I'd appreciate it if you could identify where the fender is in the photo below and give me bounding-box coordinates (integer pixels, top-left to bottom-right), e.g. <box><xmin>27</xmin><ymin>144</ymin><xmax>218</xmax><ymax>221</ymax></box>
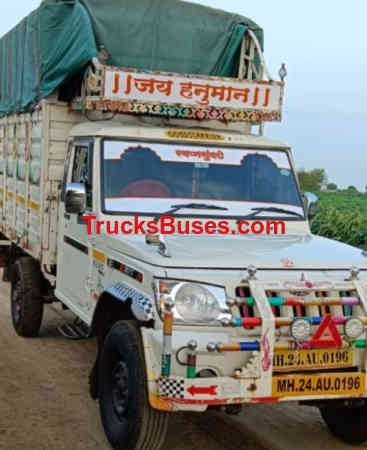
<box><xmin>104</xmin><ymin>282</ymin><xmax>154</xmax><ymax>322</ymax></box>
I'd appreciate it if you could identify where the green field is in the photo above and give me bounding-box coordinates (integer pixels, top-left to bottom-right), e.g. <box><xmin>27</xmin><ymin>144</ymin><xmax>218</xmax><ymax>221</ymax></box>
<box><xmin>311</xmin><ymin>190</ymin><xmax>367</xmax><ymax>250</ymax></box>
<box><xmin>317</xmin><ymin>190</ymin><xmax>367</xmax><ymax>218</ymax></box>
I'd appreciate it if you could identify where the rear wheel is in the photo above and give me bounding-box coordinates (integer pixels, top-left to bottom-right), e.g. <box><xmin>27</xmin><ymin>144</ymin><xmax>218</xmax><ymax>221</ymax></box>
<box><xmin>320</xmin><ymin>404</ymin><xmax>367</xmax><ymax>444</ymax></box>
<box><xmin>98</xmin><ymin>321</ymin><xmax>169</xmax><ymax>450</ymax></box>
<box><xmin>11</xmin><ymin>257</ymin><xmax>43</xmax><ymax>337</ymax></box>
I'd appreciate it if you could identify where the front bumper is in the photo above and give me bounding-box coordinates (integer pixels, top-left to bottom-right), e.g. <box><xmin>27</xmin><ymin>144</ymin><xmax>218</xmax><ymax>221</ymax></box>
<box><xmin>143</xmin><ymin>278</ymin><xmax>367</xmax><ymax>412</ymax></box>
<box><xmin>156</xmin><ymin>371</ymin><xmax>367</xmax><ymax>410</ymax></box>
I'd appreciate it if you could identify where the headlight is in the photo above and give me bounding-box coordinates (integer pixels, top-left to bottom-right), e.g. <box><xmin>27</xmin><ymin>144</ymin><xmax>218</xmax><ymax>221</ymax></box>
<box><xmin>291</xmin><ymin>318</ymin><xmax>311</xmax><ymax>342</ymax></box>
<box><xmin>155</xmin><ymin>279</ymin><xmax>230</xmax><ymax>325</ymax></box>
<box><xmin>172</xmin><ymin>283</ymin><xmax>220</xmax><ymax>323</ymax></box>
<box><xmin>345</xmin><ymin>318</ymin><xmax>364</xmax><ymax>340</ymax></box>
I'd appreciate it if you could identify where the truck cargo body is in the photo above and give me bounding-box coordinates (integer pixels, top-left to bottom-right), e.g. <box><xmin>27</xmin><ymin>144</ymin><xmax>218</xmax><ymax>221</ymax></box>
<box><xmin>0</xmin><ymin>100</ymin><xmax>81</xmax><ymax>266</ymax></box>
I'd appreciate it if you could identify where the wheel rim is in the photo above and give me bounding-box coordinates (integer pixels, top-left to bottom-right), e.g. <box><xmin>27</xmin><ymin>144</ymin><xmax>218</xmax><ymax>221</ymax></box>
<box><xmin>111</xmin><ymin>360</ymin><xmax>129</xmax><ymax>421</ymax></box>
<box><xmin>11</xmin><ymin>279</ymin><xmax>22</xmax><ymax>326</ymax></box>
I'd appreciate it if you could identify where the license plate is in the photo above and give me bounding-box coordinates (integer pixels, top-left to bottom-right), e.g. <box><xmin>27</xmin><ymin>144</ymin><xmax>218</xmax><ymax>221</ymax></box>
<box><xmin>272</xmin><ymin>373</ymin><xmax>365</xmax><ymax>397</ymax></box>
<box><xmin>273</xmin><ymin>348</ymin><xmax>354</xmax><ymax>372</ymax></box>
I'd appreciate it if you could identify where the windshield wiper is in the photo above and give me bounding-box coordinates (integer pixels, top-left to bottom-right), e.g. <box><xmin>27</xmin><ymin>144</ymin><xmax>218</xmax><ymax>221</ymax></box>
<box><xmin>154</xmin><ymin>203</ymin><xmax>228</xmax><ymax>222</ymax></box>
<box><xmin>237</xmin><ymin>206</ymin><xmax>304</xmax><ymax>222</ymax></box>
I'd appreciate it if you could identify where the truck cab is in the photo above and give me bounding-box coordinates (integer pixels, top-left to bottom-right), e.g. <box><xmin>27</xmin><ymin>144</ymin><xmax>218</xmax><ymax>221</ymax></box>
<box><xmin>55</xmin><ymin>118</ymin><xmax>307</xmax><ymax>323</ymax></box>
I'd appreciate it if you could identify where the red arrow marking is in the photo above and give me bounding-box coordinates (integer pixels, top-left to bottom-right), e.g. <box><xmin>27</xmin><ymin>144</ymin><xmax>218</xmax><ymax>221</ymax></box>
<box><xmin>187</xmin><ymin>385</ymin><xmax>218</xmax><ymax>397</ymax></box>
<box><xmin>310</xmin><ymin>313</ymin><xmax>342</xmax><ymax>348</ymax></box>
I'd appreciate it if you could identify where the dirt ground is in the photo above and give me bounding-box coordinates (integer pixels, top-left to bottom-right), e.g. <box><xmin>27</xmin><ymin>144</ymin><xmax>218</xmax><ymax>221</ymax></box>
<box><xmin>0</xmin><ymin>276</ymin><xmax>365</xmax><ymax>450</ymax></box>
<box><xmin>0</xmin><ymin>278</ymin><xmax>266</xmax><ymax>450</ymax></box>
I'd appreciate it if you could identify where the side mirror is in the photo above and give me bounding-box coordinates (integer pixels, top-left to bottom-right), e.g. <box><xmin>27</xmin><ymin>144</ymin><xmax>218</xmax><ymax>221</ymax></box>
<box><xmin>65</xmin><ymin>183</ymin><xmax>86</xmax><ymax>214</ymax></box>
<box><xmin>303</xmin><ymin>192</ymin><xmax>319</xmax><ymax>221</ymax></box>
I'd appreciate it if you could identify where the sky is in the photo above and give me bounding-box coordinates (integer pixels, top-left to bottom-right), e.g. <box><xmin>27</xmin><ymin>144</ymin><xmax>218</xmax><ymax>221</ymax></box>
<box><xmin>1</xmin><ymin>1</ymin><xmax>366</xmax><ymax>191</ymax></box>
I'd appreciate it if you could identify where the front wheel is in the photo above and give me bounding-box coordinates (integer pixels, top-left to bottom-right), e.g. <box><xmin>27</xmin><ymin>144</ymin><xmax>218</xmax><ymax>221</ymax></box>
<box><xmin>320</xmin><ymin>404</ymin><xmax>367</xmax><ymax>444</ymax></box>
<box><xmin>98</xmin><ymin>321</ymin><xmax>169</xmax><ymax>450</ymax></box>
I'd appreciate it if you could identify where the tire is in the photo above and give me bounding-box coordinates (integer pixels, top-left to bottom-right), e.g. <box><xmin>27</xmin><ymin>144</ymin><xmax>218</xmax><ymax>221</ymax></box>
<box><xmin>11</xmin><ymin>257</ymin><xmax>43</xmax><ymax>337</ymax></box>
<box><xmin>320</xmin><ymin>404</ymin><xmax>367</xmax><ymax>444</ymax></box>
<box><xmin>98</xmin><ymin>321</ymin><xmax>169</xmax><ymax>450</ymax></box>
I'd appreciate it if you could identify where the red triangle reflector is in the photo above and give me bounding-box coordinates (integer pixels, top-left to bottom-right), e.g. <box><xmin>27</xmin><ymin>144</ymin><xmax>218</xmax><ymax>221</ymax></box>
<box><xmin>310</xmin><ymin>314</ymin><xmax>342</xmax><ymax>348</ymax></box>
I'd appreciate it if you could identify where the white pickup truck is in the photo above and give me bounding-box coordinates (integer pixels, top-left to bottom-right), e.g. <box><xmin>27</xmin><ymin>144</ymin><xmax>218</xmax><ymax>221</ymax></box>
<box><xmin>1</xmin><ymin>36</ymin><xmax>367</xmax><ymax>450</ymax></box>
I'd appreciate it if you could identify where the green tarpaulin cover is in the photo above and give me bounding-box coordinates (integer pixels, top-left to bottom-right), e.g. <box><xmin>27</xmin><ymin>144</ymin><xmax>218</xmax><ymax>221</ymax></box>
<box><xmin>0</xmin><ymin>2</ymin><xmax>97</xmax><ymax>116</ymax></box>
<box><xmin>0</xmin><ymin>0</ymin><xmax>263</xmax><ymax>117</ymax></box>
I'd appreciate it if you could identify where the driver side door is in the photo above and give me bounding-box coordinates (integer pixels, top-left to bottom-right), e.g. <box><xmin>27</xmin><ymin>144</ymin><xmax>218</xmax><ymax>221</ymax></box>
<box><xmin>55</xmin><ymin>139</ymin><xmax>94</xmax><ymax>321</ymax></box>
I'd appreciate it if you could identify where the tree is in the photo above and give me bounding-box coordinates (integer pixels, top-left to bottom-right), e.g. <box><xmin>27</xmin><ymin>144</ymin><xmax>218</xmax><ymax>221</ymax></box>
<box><xmin>297</xmin><ymin>168</ymin><xmax>328</xmax><ymax>192</ymax></box>
<box><xmin>347</xmin><ymin>185</ymin><xmax>358</xmax><ymax>192</ymax></box>
<box><xmin>327</xmin><ymin>182</ymin><xmax>337</xmax><ymax>191</ymax></box>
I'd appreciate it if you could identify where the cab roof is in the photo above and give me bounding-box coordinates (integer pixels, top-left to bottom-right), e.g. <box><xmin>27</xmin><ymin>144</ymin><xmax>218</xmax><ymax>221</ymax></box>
<box><xmin>70</xmin><ymin>119</ymin><xmax>290</xmax><ymax>150</ymax></box>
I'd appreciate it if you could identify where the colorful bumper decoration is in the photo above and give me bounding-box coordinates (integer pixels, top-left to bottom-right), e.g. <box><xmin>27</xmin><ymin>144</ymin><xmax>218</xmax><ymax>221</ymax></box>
<box><xmin>215</xmin><ymin>342</ymin><xmax>260</xmax><ymax>352</ymax></box>
<box><xmin>236</xmin><ymin>296</ymin><xmax>360</xmax><ymax>308</ymax></box>
<box><xmin>161</xmin><ymin>297</ymin><xmax>174</xmax><ymax>377</ymax></box>
<box><xmin>158</xmin><ymin>377</ymin><xmax>185</xmax><ymax>400</ymax></box>
<box><xmin>226</xmin><ymin>315</ymin><xmax>367</xmax><ymax>329</ymax></box>
<box><xmin>156</xmin><ymin>283</ymin><xmax>366</xmax><ymax>409</ymax></box>
<box><xmin>186</xmin><ymin>340</ymin><xmax>198</xmax><ymax>379</ymax></box>
<box><xmin>158</xmin><ymin>376</ymin><xmax>221</xmax><ymax>403</ymax></box>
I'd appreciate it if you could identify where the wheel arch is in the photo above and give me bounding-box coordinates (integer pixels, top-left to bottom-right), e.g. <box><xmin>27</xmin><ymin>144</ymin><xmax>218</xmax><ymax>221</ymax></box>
<box><xmin>89</xmin><ymin>283</ymin><xmax>155</xmax><ymax>400</ymax></box>
<box><xmin>90</xmin><ymin>283</ymin><xmax>155</xmax><ymax>336</ymax></box>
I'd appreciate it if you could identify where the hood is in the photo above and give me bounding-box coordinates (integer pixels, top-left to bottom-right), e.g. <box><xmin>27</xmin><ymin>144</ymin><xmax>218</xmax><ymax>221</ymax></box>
<box><xmin>106</xmin><ymin>233</ymin><xmax>367</xmax><ymax>270</ymax></box>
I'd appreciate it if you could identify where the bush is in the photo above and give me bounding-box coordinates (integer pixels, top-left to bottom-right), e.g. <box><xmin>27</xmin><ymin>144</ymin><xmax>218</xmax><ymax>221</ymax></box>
<box><xmin>311</xmin><ymin>206</ymin><xmax>367</xmax><ymax>250</ymax></box>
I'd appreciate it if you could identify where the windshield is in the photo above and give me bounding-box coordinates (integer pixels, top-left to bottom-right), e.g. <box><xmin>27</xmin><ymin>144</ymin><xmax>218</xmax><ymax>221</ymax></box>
<box><xmin>102</xmin><ymin>140</ymin><xmax>304</xmax><ymax>218</ymax></box>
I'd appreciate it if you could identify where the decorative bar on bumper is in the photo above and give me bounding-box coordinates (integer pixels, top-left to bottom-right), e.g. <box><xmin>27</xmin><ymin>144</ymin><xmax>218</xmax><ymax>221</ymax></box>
<box><xmin>231</xmin><ymin>296</ymin><xmax>361</xmax><ymax>307</ymax></box>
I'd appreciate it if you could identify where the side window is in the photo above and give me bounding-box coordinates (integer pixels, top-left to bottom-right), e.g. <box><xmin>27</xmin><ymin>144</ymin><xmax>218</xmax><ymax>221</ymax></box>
<box><xmin>72</xmin><ymin>147</ymin><xmax>88</xmax><ymax>183</ymax></box>
<box><xmin>72</xmin><ymin>145</ymin><xmax>93</xmax><ymax>210</ymax></box>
